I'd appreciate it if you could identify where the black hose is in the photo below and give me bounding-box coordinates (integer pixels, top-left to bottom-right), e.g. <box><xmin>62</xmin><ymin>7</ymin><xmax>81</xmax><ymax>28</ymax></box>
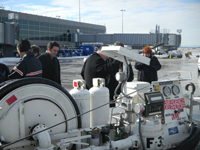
<box><xmin>167</xmin><ymin>122</ymin><xmax>200</xmax><ymax>150</ymax></box>
<box><xmin>139</xmin><ymin>118</ymin><xmax>145</xmax><ymax>150</ymax></box>
<box><xmin>184</xmin><ymin>122</ymin><xmax>195</xmax><ymax>141</ymax></box>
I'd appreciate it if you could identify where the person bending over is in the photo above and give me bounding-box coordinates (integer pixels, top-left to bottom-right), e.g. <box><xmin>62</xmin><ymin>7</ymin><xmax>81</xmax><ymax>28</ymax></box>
<box><xmin>81</xmin><ymin>42</ymin><xmax>133</xmax><ymax>107</ymax></box>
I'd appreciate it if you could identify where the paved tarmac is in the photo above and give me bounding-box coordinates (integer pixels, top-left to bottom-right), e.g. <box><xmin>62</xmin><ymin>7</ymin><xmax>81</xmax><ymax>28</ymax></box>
<box><xmin>60</xmin><ymin>50</ymin><xmax>200</xmax><ymax>92</ymax></box>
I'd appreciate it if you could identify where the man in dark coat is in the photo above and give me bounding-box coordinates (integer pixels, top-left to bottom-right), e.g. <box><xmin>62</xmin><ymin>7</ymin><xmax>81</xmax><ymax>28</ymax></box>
<box><xmin>81</xmin><ymin>45</ymin><xmax>120</xmax><ymax>89</ymax></box>
<box><xmin>9</xmin><ymin>39</ymin><xmax>42</xmax><ymax>79</ymax></box>
<box><xmin>81</xmin><ymin>45</ymin><xmax>120</xmax><ymax>107</ymax></box>
<box><xmin>135</xmin><ymin>45</ymin><xmax>161</xmax><ymax>83</ymax></box>
<box><xmin>81</xmin><ymin>43</ymin><xmax>134</xmax><ymax>107</ymax></box>
<box><xmin>38</xmin><ymin>41</ymin><xmax>61</xmax><ymax>84</ymax></box>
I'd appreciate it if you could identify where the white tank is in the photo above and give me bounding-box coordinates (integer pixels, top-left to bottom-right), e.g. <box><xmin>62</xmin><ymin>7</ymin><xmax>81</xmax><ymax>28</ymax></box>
<box><xmin>89</xmin><ymin>78</ymin><xmax>109</xmax><ymax>127</ymax></box>
<box><xmin>134</xmin><ymin>117</ymin><xmax>163</xmax><ymax>150</ymax></box>
<box><xmin>69</xmin><ymin>79</ymin><xmax>90</xmax><ymax>128</ymax></box>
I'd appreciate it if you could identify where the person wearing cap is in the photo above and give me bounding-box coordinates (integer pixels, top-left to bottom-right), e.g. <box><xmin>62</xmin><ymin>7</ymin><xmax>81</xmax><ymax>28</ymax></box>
<box><xmin>8</xmin><ymin>39</ymin><xmax>42</xmax><ymax>79</ymax></box>
<box><xmin>38</xmin><ymin>41</ymin><xmax>61</xmax><ymax>85</ymax></box>
<box><xmin>135</xmin><ymin>45</ymin><xmax>161</xmax><ymax>83</ymax></box>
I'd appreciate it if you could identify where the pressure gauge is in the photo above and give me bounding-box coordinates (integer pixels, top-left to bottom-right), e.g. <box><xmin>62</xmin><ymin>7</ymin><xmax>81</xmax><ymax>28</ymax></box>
<box><xmin>163</xmin><ymin>86</ymin><xmax>171</xmax><ymax>96</ymax></box>
<box><xmin>134</xmin><ymin>104</ymin><xmax>145</xmax><ymax>114</ymax></box>
<box><xmin>172</xmin><ymin>85</ymin><xmax>180</xmax><ymax>95</ymax></box>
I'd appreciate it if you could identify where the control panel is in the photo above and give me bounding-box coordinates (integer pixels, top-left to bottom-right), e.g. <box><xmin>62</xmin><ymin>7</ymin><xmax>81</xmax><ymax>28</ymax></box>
<box><xmin>152</xmin><ymin>80</ymin><xmax>188</xmax><ymax>124</ymax></box>
<box><xmin>142</xmin><ymin>91</ymin><xmax>165</xmax><ymax>117</ymax></box>
<box><xmin>132</xmin><ymin>91</ymin><xmax>165</xmax><ymax>117</ymax></box>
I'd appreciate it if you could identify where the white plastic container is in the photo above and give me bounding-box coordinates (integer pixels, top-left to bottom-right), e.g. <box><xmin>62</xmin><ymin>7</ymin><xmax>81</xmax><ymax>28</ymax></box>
<box><xmin>70</xmin><ymin>80</ymin><xmax>90</xmax><ymax>128</ymax></box>
<box><xmin>91</xmin><ymin>135</ymin><xmax>99</xmax><ymax>146</ymax></box>
<box><xmin>89</xmin><ymin>78</ymin><xmax>109</xmax><ymax>127</ymax></box>
<box><xmin>126</xmin><ymin>81</ymin><xmax>150</xmax><ymax>97</ymax></box>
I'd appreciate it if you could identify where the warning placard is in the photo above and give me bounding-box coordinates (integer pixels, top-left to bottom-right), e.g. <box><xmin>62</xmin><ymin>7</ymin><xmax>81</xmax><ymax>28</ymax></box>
<box><xmin>164</xmin><ymin>98</ymin><xmax>186</xmax><ymax>110</ymax></box>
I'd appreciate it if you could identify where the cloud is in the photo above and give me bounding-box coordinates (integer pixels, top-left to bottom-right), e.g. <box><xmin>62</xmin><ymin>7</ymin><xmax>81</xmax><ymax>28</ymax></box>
<box><xmin>1</xmin><ymin>0</ymin><xmax>200</xmax><ymax>46</ymax></box>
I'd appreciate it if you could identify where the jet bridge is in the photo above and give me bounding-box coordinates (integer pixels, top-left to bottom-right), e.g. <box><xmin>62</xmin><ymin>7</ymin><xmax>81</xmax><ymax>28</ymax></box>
<box><xmin>80</xmin><ymin>33</ymin><xmax>181</xmax><ymax>50</ymax></box>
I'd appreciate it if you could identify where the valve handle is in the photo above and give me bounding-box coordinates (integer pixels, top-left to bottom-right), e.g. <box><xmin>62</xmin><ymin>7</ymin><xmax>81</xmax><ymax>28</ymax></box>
<box><xmin>185</xmin><ymin>82</ymin><xmax>195</xmax><ymax>95</ymax></box>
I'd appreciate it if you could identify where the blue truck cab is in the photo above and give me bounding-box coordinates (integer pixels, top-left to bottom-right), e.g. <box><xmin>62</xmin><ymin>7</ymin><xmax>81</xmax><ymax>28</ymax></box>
<box><xmin>78</xmin><ymin>46</ymin><xmax>94</xmax><ymax>56</ymax></box>
<box><xmin>57</xmin><ymin>49</ymin><xmax>67</xmax><ymax>57</ymax></box>
<box><xmin>75</xmin><ymin>49</ymin><xmax>83</xmax><ymax>56</ymax></box>
<box><xmin>13</xmin><ymin>50</ymin><xmax>20</xmax><ymax>57</ymax></box>
<box><xmin>70</xmin><ymin>49</ymin><xmax>77</xmax><ymax>56</ymax></box>
<box><xmin>64</xmin><ymin>50</ymin><xmax>71</xmax><ymax>57</ymax></box>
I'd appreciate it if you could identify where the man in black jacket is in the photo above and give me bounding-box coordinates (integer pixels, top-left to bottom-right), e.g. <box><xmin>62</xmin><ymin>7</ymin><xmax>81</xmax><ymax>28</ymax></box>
<box><xmin>81</xmin><ymin>43</ymin><xmax>134</xmax><ymax>107</ymax></box>
<box><xmin>81</xmin><ymin>45</ymin><xmax>119</xmax><ymax>88</ymax></box>
<box><xmin>9</xmin><ymin>39</ymin><xmax>42</xmax><ymax>79</ymax></box>
<box><xmin>135</xmin><ymin>45</ymin><xmax>161</xmax><ymax>83</ymax></box>
<box><xmin>81</xmin><ymin>45</ymin><xmax>120</xmax><ymax>107</ymax></box>
<box><xmin>38</xmin><ymin>41</ymin><xmax>61</xmax><ymax>85</ymax></box>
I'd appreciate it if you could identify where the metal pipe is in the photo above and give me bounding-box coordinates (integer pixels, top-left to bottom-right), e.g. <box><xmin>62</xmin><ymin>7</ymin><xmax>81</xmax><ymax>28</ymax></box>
<box><xmin>185</xmin><ymin>83</ymin><xmax>195</xmax><ymax>122</ymax></box>
<box><xmin>189</xmin><ymin>91</ymin><xmax>193</xmax><ymax>122</ymax></box>
<box><xmin>120</xmin><ymin>9</ymin><xmax>126</xmax><ymax>33</ymax></box>
<box><xmin>79</xmin><ymin>0</ymin><xmax>81</xmax><ymax>22</ymax></box>
<box><xmin>36</xmin><ymin>131</ymin><xmax>52</xmax><ymax>148</ymax></box>
<box><xmin>32</xmin><ymin>124</ymin><xmax>54</xmax><ymax>149</ymax></box>
<box><xmin>80</xmin><ymin>135</ymin><xmax>140</xmax><ymax>150</ymax></box>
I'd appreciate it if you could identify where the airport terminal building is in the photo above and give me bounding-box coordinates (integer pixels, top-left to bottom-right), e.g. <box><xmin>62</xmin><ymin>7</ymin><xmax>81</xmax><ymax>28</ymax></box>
<box><xmin>0</xmin><ymin>9</ymin><xmax>181</xmax><ymax>57</ymax></box>
<box><xmin>0</xmin><ymin>9</ymin><xmax>106</xmax><ymax>55</ymax></box>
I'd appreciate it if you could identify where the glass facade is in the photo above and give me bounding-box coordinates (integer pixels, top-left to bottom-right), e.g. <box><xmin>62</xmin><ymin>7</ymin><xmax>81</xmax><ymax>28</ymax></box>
<box><xmin>1</xmin><ymin>16</ymin><xmax>105</xmax><ymax>42</ymax></box>
<box><xmin>18</xmin><ymin>19</ymin><xmax>72</xmax><ymax>41</ymax></box>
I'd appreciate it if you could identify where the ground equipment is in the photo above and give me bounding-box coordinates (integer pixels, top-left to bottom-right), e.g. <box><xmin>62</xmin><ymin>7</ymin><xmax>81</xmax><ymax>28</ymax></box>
<box><xmin>0</xmin><ymin>46</ymin><xmax>200</xmax><ymax>150</ymax></box>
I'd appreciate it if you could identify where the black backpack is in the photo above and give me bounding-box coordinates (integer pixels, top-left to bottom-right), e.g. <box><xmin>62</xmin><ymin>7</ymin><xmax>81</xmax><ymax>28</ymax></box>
<box><xmin>0</xmin><ymin>63</ymin><xmax>10</xmax><ymax>83</ymax></box>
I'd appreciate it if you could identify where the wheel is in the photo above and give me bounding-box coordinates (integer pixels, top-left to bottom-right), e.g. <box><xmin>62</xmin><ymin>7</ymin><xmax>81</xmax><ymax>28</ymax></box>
<box><xmin>0</xmin><ymin>77</ymin><xmax>81</xmax><ymax>144</ymax></box>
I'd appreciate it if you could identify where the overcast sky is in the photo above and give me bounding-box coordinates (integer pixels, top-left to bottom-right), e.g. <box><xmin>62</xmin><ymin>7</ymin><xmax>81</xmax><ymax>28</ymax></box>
<box><xmin>1</xmin><ymin>0</ymin><xmax>200</xmax><ymax>47</ymax></box>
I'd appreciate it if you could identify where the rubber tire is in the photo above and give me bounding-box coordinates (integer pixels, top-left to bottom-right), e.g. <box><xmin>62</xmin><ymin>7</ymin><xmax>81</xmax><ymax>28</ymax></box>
<box><xmin>0</xmin><ymin>77</ymin><xmax>82</xmax><ymax>129</ymax></box>
<box><xmin>167</xmin><ymin>125</ymin><xmax>200</xmax><ymax>150</ymax></box>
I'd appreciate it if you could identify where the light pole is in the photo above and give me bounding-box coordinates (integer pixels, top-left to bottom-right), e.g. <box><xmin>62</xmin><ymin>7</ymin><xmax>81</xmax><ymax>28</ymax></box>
<box><xmin>120</xmin><ymin>9</ymin><xmax>125</xmax><ymax>33</ymax></box>
<box><xmin>79</xmin><ymin>0</ymin><xmax>81</xmax><ymax>22</ymax></box>
<box><xmin>77</xmin><ymin>29</ymin><xmax>80</xmax><ymax>46</ymax></box>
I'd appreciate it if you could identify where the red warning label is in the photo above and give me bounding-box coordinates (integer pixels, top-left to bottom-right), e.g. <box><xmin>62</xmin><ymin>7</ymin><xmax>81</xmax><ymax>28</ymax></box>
<box><xmin>6</xmin><ymin>95</ymin><xmax>17</xmax><ymax>105</ymax></box>
<box><xmin>172</xmin><ymin>113</ymin><xmax>179</xmax><ymax>120</ymax></box>
<box><xmin>164</xmin><ymin>98</ymin><xmax>186</xmax><ymax>110</ymax></box>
